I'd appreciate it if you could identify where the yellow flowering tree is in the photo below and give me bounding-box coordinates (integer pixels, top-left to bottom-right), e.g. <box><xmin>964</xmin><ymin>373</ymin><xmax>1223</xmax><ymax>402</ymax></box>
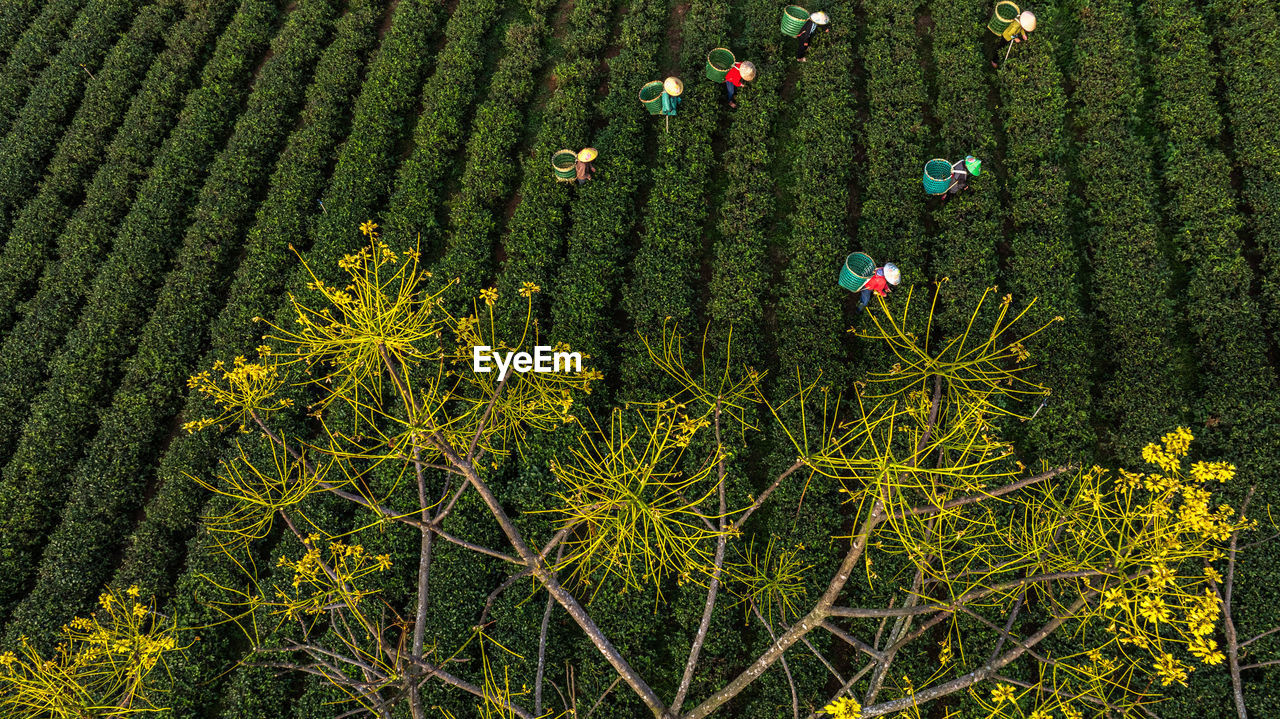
<box><xmin>0</xmin><ymin>586</ymin><xmax>185</xmax><ymax>717</ymax></box>
<box><xmin>179</xmin><ymin>228</ymin><xmax>1257</xmax><ymax>719</ymax></box>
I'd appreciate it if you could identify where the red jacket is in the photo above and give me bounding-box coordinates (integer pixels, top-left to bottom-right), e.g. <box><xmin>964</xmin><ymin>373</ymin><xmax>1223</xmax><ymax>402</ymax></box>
<box><xmin>725</xmin><ymin>63</ymin><xmax>744</xmax><ymax>87</ymax></box>
<box><xmin>864</xmin><ymin>274</ymin><xmax>889</xmax><ymax>297</ymax></box>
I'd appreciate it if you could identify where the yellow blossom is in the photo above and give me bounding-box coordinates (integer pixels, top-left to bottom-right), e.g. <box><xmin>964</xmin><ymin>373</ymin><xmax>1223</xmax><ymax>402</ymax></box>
<box><xmin>991</xmin><ymin>684</ymin><xmax>1016</xmax><ymax>703</ymax></box>
<box><xmin>821</xmin><ymin>696</ymin><xmax>862</xmax><ymax>719</ymax></box>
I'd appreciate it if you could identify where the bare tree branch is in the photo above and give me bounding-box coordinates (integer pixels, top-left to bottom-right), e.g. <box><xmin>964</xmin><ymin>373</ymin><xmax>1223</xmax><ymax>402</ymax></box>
<box><xmin>672</xmin><ymin>398</ymin><xmax>730</xmax><ymax>715</ymax></box>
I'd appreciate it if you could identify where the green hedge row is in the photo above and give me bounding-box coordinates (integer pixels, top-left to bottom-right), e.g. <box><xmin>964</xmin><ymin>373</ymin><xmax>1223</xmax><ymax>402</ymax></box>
<box><xmin>617</xmin><ymin>0</ymin><xmax>728</xmax><ymax>395</ymax></box>
<box><xmin>1</xmin><ymin>0</ymin><xmax>341</xmax><ymax>644</ymax></box>
<box><xmin>546</xmin><ymin>0</ymin><xmax>663</xmax><ymax>371</ymax></box>
<box><xmin>857</xmin><ymin>0</ymin><xmax>926</xmax><ymax>280</ymax></box>
<box><xmin>430</xmin><ymin>1</ymin><xmax>553</xmax><ymax>298</ymax></box>
<box><xmin>143</xmin><ymin>0</ymin><xmax>449</xmax><ymax>711</ymax></box>
<box><xmin>1068</xmin><ymin>0</ymin><xmax>1184</xmax><ymax>462</ymax></box>
<box><xmin>1144</xmin><ymin>0</ymin><xmax>1280</xmax><ymax>709</ymax></box>
<box><xmin>1143</xmin><ymin>0</ymin><xmax>1279</xmax><ymax>470</ymax></box>
<box><xmin>110</xmin><ymin>0</ymin><xmax>384</xmax><ymax>604</ymax></box>
<box><xmin>753</xmin><ymin>3</ymin><xmax>856</xmax><ymax>714</ymax></box>
<box><xmin>305</xmin><ymin>0</ymin><xmax>445</xmax><ymax>281</ymax></box>
<box><xmin>0</xmin><ymin>0</ymin><xmax>44</xmax><ymax>68</ymax></box>
<box><xmin>773</xmin><ymin>10</ymin><xmax>855</xmax><ymax>384</ymax></box>
<box><xmin>493</xmin><ymin>0</ymin><xmax>619</xmax><ymax>328</ymax></box>
<box><xmin>927</xmin><ymin>0</ymin><xmax>1001</xmax><ymax>335</ymax></box>
<box><xmin>380</xmin><ymin>0</ymin><xmax>506</xmax><ymax>252</ymax></box>
<box><xmin>0</xmin><ymin>0</ymin><xmax>240</xmax><ymax>445</ymax></box>
<box><xmin>0</xmin><ymin>0</ymin><xmax>159</xmax><ymax>245</ymax></box>
<box><xmin>997</xmin><ymin>5</ymin><xmax>1095</xmax><ymax>462</ymax></box>
<box><xmin>703</xmin><ymin>0</ymin><xmax>782</xmax><ymax>366</ymax></box>
<box><xmin>0</xmin><ymin>0</ymin><xmax>90</xmax><ymax>138</ymax></box>
<box><xmin>0</xmin><ymin>0</ymin><xmax>179</xmax><ymax>331</ymax></box>
<box><xmin>1208</xmin><ymin>0</ymin><xmax>1280</xmax><ymax>351</ymax></box>
<box><xmin>0</xmin><ymin>0</ymin><xmax>284</xmax><ymax>627</ymax></box>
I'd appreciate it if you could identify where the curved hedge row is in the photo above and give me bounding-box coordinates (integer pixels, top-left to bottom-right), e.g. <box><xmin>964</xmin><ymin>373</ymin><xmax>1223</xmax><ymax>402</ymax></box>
<box><xmin>144</xmin><ymin>0</ymin><xmax>451</xmax><ymax>712</ymax></box>
<box><xmin>429</xmin><ymin>7</ymin><xmax>551</xmax><ymax>298</ymax></box>
<box><xmin>0</xmin><ymin>0</ymin><xmax>178</xmax><ymax>330</ymax></box>
<box><xmin>1068</xmin><ymin>0</ymin><xmax>1183</xmax><ymax>461</ymax></box>
<box><xmin>0</xmin><ymin>0</ymin><xmax>241</xmax><ymax>440</ymax></box>
<box><xmin>0</xmin><ymin>0</ymin><xmax>90</xmax><ymax>138</ymax></box>
<box><xmin>110</xmin><ymin>0</ymin><xmax>384</xmax><ymax>603</ymax></box>
<box><xmin>0</xmin><ymin>0</ymin><xmax>341</xmax><ymax>643</ymax></box>
<box><xmin>380</xmin><ymin>0</ymin><xmax>504</xmax><ymax>252</ymax></box>
<box><xmin>0</xmin><ymin>0</ymin><xmax>158</xmax><ymax>245</ymax></box>
<box><xmin>997</xmin><ymin>5</ymin><xmax>1095</xmax><ymax>462</ymax></box>
<box><xmin>493</xmin><ymin>0</ymin><xmax>619</xmax><ymax>328</ymax></box>
<box><xmin>0</xmin><ymin>0</ymin><xmax>284</xmax><ymax>626</ymax></box>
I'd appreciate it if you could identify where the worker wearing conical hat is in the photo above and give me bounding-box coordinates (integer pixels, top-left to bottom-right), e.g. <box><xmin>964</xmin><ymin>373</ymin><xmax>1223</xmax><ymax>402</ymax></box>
<box><xmin>796</xmin><ymin>11</ymin><xmax>830</xmax><ymax>62</ymax></box>
<box><xmin>661</xmin><ymin>76</ymin><xmax>682</xmax><ymax>116</ymax></box>
<box><xmin>858</xmin><ymin>263</ymin><xmax>901</xmax><ymax>312</ymax></box>
<box><xmin>992</xmin><ymin>9</ymin><xmax>1035</xmax><ymax>68</ymax></box>
<box><xmin>575</xmin><ymin>147</ymin><xmax>597</xmax><ymax>185</ymax></box>
<box><xmin>723</xmin><ymin>60</ymin><xmax>755</xmax><ymax>109</ymax></box>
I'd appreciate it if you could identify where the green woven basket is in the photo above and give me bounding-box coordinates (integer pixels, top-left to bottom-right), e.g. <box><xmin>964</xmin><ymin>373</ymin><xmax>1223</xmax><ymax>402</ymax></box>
<box><xmin>706</xmin><ymin>48</ymin><xmax>735</xmax><ymax>82</ymax></box>
<box><xmin>552</xmin><ymin>149</ymin><xmax>578</xmax><ymax>181</ymax></box>
<box><xmin>781</xmin><ymin>5</ymin><xmax>809</xmax><ymax>36</ymax></box>
<box><xmin>987</xmin><ymin>1</ymin><xmax>1020</xmax><ymax>35</ymax></box>
<box><xmin>639</xmin><ymin>80</ymin><xmax>664</xmax><ymax>114</ymax></box>
<box><xmin>838</xmin><ymin>252</ymin><xmax>876</xmax><ymax>292</ymax></box>
<box><xmin>923</xmin><ymin>158</ymin><xmax>953</xmax><ymax>195</ymax></box>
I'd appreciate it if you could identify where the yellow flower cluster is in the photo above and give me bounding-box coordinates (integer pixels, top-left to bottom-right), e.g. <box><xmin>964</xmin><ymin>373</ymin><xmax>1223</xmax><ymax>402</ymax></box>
<box><xmin>1</xmin><ymin>585</ymin><xmax>184</xmax><ymax>715</ymax></box>
<box><xmin>821</xmin><ymin>696</ymin><xmax>862</xmax><ymax>719</ymax></box>
<box><xmin>1154</xmin><ymin>652</ymin><xmax>1189</xmax><ymax>686</ymax></box>
<box><xmin>184</xmin><ymin>353</ymin><xmax>291</xmax><ymax>433</ymax></box>
<box><xmin>274</xmin><ymin>540</ymin><xmax>392</xmax><ymax>619</ymax></box>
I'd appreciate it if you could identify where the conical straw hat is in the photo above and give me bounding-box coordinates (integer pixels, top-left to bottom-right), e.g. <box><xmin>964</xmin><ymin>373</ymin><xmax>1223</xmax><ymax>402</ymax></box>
<box><xmin>1019</xmin><ymin>10</ymin><xmax>1036</xmax><ymax>30</ymax></box>
<box><xmin>810</xmin><ymin>11</ymin><xmax>830</xmax><ymax>24</ymax></box>
<box><xmin>663</xmin><ymin>76</ymin><xmax>683</xmax><ymax>96</ymax></box>
<box><xmin>577</xmin><ymin>147</ymin><xmax>598</xmax><ymax>162</ymax></box>
<box><xmin>738</xmin><ymin>61</ymin><xmax>756</xmax><ymax>81</ymax></box>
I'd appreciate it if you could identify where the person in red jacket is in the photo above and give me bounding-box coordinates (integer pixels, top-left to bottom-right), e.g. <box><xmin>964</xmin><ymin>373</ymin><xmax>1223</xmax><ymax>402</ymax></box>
<box><xmin>723</xmin><ymin>60</ymin><xmax>756</xmax><ymax>108</ymax></box>
<box><xmin>857</xmin><ymin>263</ymin><xmax>901</xmax><ymax>311</ymax></box>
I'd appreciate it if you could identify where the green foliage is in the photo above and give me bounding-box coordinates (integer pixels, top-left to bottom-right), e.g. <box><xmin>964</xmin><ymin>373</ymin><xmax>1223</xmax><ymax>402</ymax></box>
<box><xmin>0</xmin><ymin>0</ymin><xmax>187</xmax><ymax>333</ymax></box>
<box><xmin>549</xmin><ymin>0</ymin><xmax>663</xmax><ymax>372</ymax></box>
<box><xmin>927</xmin><ymin>0</ymin><xmax>1001</xmax><ymax>335</ymax></box>
<box><xmin>0</xmin><ymin>0</ymin><xmax>242</xmax><ymax>453</ymax></box>
<box><xmin>1</xmin><ymin>0</ymin><xmax>342</xmax><ymax>644</ymax></box>
<box><xmin>0</xmin><ymin>0</ymin><xmax>284</xmax><ymax>626</ymax></box>
<box><xmin>380</xmin><ymin>0</ymin><xmax>505</xmax><ymax>251</ymax></box>
<box><xmin>1067</xmin><ymin>0</ymin><xmax>1184</xmax><ymax>461</ymax></box>
<box><xmin>0</xmin><ymin>0</ymin><xmax>160</xmax><ymax>248</ymax></box>
<box><xmin>998</xmin><ymin>5</ymin><xmax>1094</xmax><ymax>462</ymax></box>
<box><xmin>0</xmin><ymin>0</ymin><xmax>88</xmax><ymax>138</ymax></box>
<box><xmin>859</xmin><ymin>0</ymin><xmax>926</xmax><ymax>276</ymax></box>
